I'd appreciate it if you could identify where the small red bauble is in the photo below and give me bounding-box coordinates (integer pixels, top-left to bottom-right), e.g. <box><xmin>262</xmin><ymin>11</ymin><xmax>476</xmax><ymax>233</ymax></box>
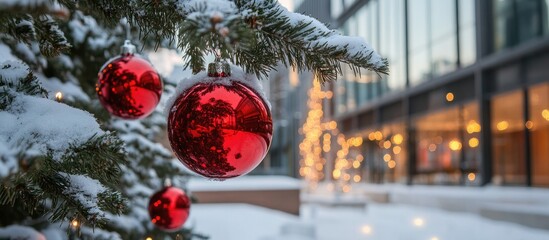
<box><xmin>148</xmin><ymin>186</ymin><xmax>190</xmax><ymax>231</ymax></box>
<box><xmin>96</xmin><ymin>41</ymin><xmax>162</xmax><ymax>119</ymax></box>
<box><xmin>167</xmin><ymin>61</ymin><xmax>273</xmax><ymax>180</ymax></box>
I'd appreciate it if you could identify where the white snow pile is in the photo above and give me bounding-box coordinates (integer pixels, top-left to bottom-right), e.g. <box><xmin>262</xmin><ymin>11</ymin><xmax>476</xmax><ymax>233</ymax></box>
<box><xmin>61</xmin><ymin>173</ymin><xmax>108</xmax><ymax>216</ymax></box>
<box><xmin>0</xmin><ymin>61</ymin><xmax>104</xmax><ymax>163</ymax></box>
<box><xmin>0</xmin><ymin>60</ymin><xmax>30</xmax><ymax>84</ymax></box>
<box><xmin>165</xmin><ymin>64</ymin><xmax>270</xmax><ymax>115</ymax></box>
<box><xmin>0</xmin><ymin>225</ymin><xmax>46</xmax><ymax>240</ymax></box>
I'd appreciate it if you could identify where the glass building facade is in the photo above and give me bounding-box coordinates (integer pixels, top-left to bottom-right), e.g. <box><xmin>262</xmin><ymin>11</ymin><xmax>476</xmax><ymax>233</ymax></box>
<box><xmin>301</xmin><ymin>0</ymin><xmax>549</xmax><ymax>187</ymax></box>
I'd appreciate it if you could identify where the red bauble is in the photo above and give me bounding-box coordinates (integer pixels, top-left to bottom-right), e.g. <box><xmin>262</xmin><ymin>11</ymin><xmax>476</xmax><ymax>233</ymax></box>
<box><xmin>96</xmin><ymin>43</ymin><xmax>162</xmax><ymax>119</ymax></box>
<box><xmin>148</xmin><ymin>186</ymin><xmax>190</xmax><ymax>231</ymax></box>
<box><xmin>167</xmin><ymin>63</ymin><xmax>272</xmax><ymax>180</ymax></box>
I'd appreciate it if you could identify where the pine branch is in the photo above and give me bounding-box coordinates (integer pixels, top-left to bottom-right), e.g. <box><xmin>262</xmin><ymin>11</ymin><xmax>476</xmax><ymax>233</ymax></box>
<box><xmin>1</xmin><ymin>0</ymin><xmax>387</xmax><ymax>82</ymax></box>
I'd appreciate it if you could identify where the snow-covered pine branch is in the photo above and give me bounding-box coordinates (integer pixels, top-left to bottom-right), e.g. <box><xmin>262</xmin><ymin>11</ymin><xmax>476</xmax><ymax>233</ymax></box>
<box><xmin>2</xmin><ymin>0</ymin><xmax>387</xmax><ymax>83</ymax></box>
<box><xmin>0</xmin><ymin>61</ymin><xmax>127</xmax><ymax>228</ymax></box>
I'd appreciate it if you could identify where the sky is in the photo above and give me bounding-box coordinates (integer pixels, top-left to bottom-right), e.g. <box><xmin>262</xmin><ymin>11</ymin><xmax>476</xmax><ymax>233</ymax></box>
<box><xmin>278</xmin><ymin>0</ymin><xmax>294</xmax><ymax>11</ymax></box>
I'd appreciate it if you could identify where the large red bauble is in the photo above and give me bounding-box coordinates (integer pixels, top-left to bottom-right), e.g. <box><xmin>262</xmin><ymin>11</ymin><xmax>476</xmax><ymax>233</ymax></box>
<box><xmin>168</xmin><ymin>81</ymin><xmax>273</xmax><ymax>180</ymax></box>
<box><xmin>148</xmin><ymin>186</ymin><xmax>190</xmax><ymax>231</ymax></box>
<box><xmin>96</xmin><ymin>54</ymin><xmax>162</xmax><ymax>119</ymax></box>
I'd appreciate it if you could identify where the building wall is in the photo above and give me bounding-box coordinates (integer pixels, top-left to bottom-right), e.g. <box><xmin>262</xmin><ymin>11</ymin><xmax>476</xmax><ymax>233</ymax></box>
<box><xmin>300</xmin><ymin>0</ymin><xmax>549</xmax><ymax>187</ymax></box>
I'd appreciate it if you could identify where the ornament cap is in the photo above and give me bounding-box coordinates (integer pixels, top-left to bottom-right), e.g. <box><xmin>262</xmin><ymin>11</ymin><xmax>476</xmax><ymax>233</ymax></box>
<box><xmin>121</xmin><ymin>40</ymin><xmax>136</xmax><ymax>55</ymax></box>
<box><xmin>208</xmin><ymin>59</ymin><xmax>231</xmax><ymax>77</ymax></box>
<box><xmin>163</xmin><ymin>178</ymin><xmax>172</xmax><ymax>187</ymax></box>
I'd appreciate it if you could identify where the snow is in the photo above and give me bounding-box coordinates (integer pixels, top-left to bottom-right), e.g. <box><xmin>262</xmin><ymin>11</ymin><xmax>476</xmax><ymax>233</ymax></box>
<box><xmin>62</xmin><ymin>173</ymin><xmax>108</xmax><ymax>215</ymax></box>
<box><xmin>0</xmin><ymin>60</ymin><xmax>29</xmax><ymax>84</ymax></box>
<box><xmin>185</xmin><ymin>203</ymin><xmax>301</xmax><ymax>240</ymax></box>
<box><xmin>37</xmin><ymin>74</ymin><xmax>91</xmax><ymax>102</ymax></box>
<box><xmin>188</xmin><ymin>175</ymin><xmax>301</xmax><ymax>191</ymax></box>
<box><xmin>185</xmin><ymin>202</ymin><xmax>549</xmax><ymax>240</ymax></box>
<box><xmin>0</xmin><ymin>44</ymin><xmax>19</xmax><ymax>62</ymax></box>
<box><xmin>0</xmin><ymin>93</ymin><xmax>104</xmax><ymax>161</ymax></box>
<box><xmin>165</xmin><ymin>64</ymin><xmax>271</xmax><ymax>115</ymax></box>
<box><xmin>241</xmin><ymin>0</ymin><xmax>385</xmax><ymax>69</ymax></box>
<box><xmin>173</xmin><ymin>0</ymin><xmax>384</xmax><ymax>71</ymax></box>
<box><xmin>0</xmin><ymin>225</ymin><xmax>45</xmax><ymax>240</ymax></box>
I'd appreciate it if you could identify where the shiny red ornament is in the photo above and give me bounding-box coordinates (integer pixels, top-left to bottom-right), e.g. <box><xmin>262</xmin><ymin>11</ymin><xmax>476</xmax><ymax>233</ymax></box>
<box><xmin>168</xmin><ymin>61</ymin><xmax>273</xmax><ymax>180</ymax></box>
<box><xmin>148</xmin><ymin>186</ymin><xmax>190</xmax><ymax>231</ymax></box>
<box><xmin>96</xmin><ymin>41</ymin><xmax>162</xmax><ymax>119</ymax></box>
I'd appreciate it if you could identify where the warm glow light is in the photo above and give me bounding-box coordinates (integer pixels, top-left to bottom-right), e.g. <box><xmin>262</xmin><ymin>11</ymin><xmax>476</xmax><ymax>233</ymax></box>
<box><xmin>342</xmin><ymin>185</ymin><xmax>351</xmax><ymax>193</ymax></box>
<box><xmin>374</xmin><ymin>131</ymin><xmax>383</xmax><ymax>141</ymax></box>
<box><xmin>496</xmin><ymin>121</ymin><xmax>509</xmax><ymax>131</ymax></box>
<box><xmin>361</xmin><ymin>225</ymin><xmax>372</xmax><ymax>235</ymax></box>
<box><xmin>392</xmin><ymin>134</ymin><xmax>403</xmax><ymax>145</ymax></box>
<box><xmin>430</xmin><ymin>237</ymin><xmax>440</xmax><ymax>240</ymax></box>
<box><xmin>71</xmin><ymin>219</ymin><xmax>79</xmax><ymax>228</ymax></box>
<box><xmin>525</xmin><ymin>121</ymin><xmax>534</xmax><ymax>129</ymax></box>
<box><xmin>146</xmin><ymin>237</ymin><xmax>153</xmax><ymax>240</ymax></box>
<box><xmin>393</xmin><ymin>146</ymin><xmax>402</xmax><ymax>155</ymax></box>
<box><xmin>388</xmin><ymin>160</ymin><xmax>396</xmax><ymax>169</ymax></box>
<box><xmin>466</xmin><ymin>120</ymin><xmax>481</xmax><ymax>133</ymax></box>
<box><xmin>353</xmin><ymin>175</ymin><xmax>361</xmax><ymax>182</ymax></box>
<box><xmin>368</xmin><ymin>132</ymin><xmax>376</xmax><ymax>141</ymax></box>
<box><xmin>468</xmin><ymin>173</ymin><xmax>476</xmax><ymax>181</ymax></box>
<box><xmin>333</xmin><ymin>169</ymin><xmax>341</xmax><ymax>179</ymax></box>
<box><xmin>55</xmin><ymin>92</ymin><xmax>63</xmax><ymax>101</ymax></box>
<box><xmin>468</xmin><ymin>137</ymin><xmax>479</xmax><ymax>148</ymax></box>
<box><xmin>542</xmin><ymin>109</ymin><xmax>549</xmax><ymax>121</ymax></box>
<box><xmin>445</xmin><ymin>92</ymin><xmax>454</xmax><ymax>102</ymax></box>
<box><xmin>329</xmin><ymin>121</ymin><xmax>337</xmax><ymax>130</ymax></box>
<box><xmin>412</xmin><ymin>218</ymin><xmax>425</xmax><ymax>227</ymax></box>
<box><xmin>353</xmin><ymin>160</ymin><xmax>361</xmax><ymax>168</ymax></box>
<box><xmin>383</xmin><ymin>140</ymin><xmax>392</xmax><ymax>149</ymax></box>
<box><xmin>383</xmin><ymin>154</ymin><xmax>391</xmax><ymax>162</ymax></box>
<box><xmin>343</xmin><ymin>173</ymin><xmax>351</xmax><ymax>181</ymax></box>
<box><xmin>429</xmin><ymin>143</ymin><xmax>437</xmax><ymax>152</ymax></box>
<box><xmin>449</xmin><ymin>139</ymin><xmax>462</xmax><ymax>151</ymax></box>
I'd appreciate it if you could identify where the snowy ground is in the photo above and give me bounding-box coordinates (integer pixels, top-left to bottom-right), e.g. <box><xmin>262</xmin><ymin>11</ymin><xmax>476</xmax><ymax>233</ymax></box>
<box><xmin>186</xmin><ymin>202</ymin><xmax>549</xmax><ymax>240</ymax></box>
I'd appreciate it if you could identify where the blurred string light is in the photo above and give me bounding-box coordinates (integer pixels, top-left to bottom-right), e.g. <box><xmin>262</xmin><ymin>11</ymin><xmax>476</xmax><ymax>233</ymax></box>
<box><xmin>299</xmin><ymin>80</ymin><xmax>333</xmax><ymax>189</ymax></box>
<box><xmin>496</xmin><ymin>121</ymin><xmax>509</xmax><ymax>131</ymax></box>
<box><xmin>542</xmin><ymin>109</ymin><xmax>549</xmax><ymax>121</ymax></box>
<box><xmin>466</xmin><ymin>120</ymin><xmax>481</xmax><ymax>133</ymax></box>
<box><xmin>448</xmin><ymin>139</ymin><xmax>462</xmax><ymax>151</ymax></box>
<box><xmin>445</xmin><ymin>92</ymin><xmax>454</xmax><ymax>102</ymax></box>
<box><xmin>468</xmin><ymin>173</ymin><xmax>476</xmax><ymax>181</ymax></box>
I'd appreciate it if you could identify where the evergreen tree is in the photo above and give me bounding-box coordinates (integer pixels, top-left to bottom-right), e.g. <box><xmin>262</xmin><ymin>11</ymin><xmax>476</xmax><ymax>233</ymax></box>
<box><xmin>0</xmin><ymin>0</ymin><xmax>386</xmax><ymax>239</ymax></box>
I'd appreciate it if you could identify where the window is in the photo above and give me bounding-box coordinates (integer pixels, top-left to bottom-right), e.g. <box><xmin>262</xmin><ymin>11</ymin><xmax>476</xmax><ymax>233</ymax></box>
<box><xmin>414</xmin><ymin>108</ymin><xmax>462</xmax><ymax>185</ymax></box>
<box><xmin>379</xmin><ymin>0</ymin><xmax>406</xmax><ymax>95</ymax></box>
<box><xmin>529</xmin><ymin>83</ymin><xmax>549</xmax><ymax>186</ymax></box>
<box><xmin>430</xmin><ymin>0</ymin><xmax>457</xmax><ymax>77</ymax></box>
<box><xmin>408</xmin><ymin>0</ymin><xmax>431</xmax><ymax>85</ymax></box>
<box><xmin>361</xmin><ymin>123</ymin><xmax>407</xmax><ymax>184</ymax></box>
<box><xmin>491</xmin><ymin>90</ymin><xmax>526</xmax><ymax>185</ymax></box>
<box><xmin>412</xmin><ymin>101</ymin><xmax>480</xmax><ymax>185</ymax></box>
<box><xmin>493</xmin><ymin>0</ymin><xmax>545</xmax><ymax>52</ymax></box>
<box><xmin>459</xmin><ymin>0</ymin><xmax>477</xmax><ymax>66</ymax></box>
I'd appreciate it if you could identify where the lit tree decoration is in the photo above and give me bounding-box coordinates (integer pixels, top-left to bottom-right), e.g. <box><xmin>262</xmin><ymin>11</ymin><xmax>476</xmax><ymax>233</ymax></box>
<box><xmin>298</xmin><ymin>80</ymin><xmax>336</xmax><ymax>191</ymax></box>
<box><xmin>299</xmin><ymin>79</ymin><xmax>364</xmax><ymax>193</ymax></box>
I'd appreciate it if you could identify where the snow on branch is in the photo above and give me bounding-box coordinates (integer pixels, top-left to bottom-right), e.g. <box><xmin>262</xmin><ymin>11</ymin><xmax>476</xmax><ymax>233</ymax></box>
<box><xmin>0</xmin><ymin>89</ymin><xmax>104</xmax><ymax>162</ymax></box>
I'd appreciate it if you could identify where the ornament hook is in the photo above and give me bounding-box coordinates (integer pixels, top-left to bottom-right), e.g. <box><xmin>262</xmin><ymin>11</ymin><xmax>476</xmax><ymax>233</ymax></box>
<box><xmin>208</xmin><ymin>53</ymin><xmax>231</xmax><ymax>77</ymax></box>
